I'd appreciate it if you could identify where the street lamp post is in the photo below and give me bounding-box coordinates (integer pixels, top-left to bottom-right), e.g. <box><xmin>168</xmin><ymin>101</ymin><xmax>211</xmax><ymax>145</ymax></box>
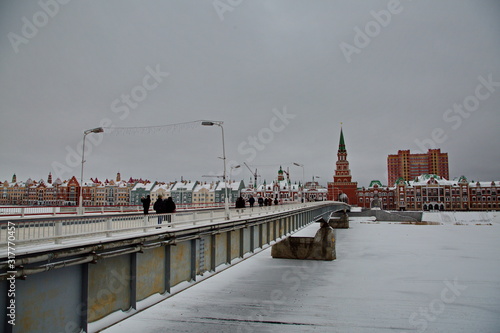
<box><xmin>230</xmin><ymin>165</ymin><xmax>241</xmax><ymax>182</ymax></box>
<box><xmin>229</xmin><ymin>165</ymin><xmax>241</xmax><ymax>204</ymax></box>
<box><xmin>202</xmin><ymin>121</ymin><xmax>230</xmax><ymax>220</ymax></box>
<box><xmin>293</xmin><ymin>162</ymin><xmax>305</xmax><ymax>202</ymax></box>
<box><xmin>79</xmin><ymin>127</ymin><xmax>104</xmax><ymax>214</ymax></box>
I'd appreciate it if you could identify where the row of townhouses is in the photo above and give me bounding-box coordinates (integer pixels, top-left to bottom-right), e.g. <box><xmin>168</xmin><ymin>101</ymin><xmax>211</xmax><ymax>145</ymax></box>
<box><xmin>1</xmin><ymin>168</ymin><xmax>327</xmax><ymax>207</ymax></box>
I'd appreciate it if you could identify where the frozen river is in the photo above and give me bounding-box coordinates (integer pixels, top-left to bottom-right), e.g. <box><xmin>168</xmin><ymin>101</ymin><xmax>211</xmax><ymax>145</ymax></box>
<box><xmin>101</xmin><ymin>217</ymin><xmax>500</xmax><ymax>333</ymax></box>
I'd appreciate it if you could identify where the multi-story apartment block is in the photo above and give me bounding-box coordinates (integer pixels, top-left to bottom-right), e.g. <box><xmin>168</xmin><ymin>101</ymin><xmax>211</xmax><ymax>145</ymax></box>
<box><xmin>192</xmin><ymin>182</ymin><xmax>217</xmax><ymax>207</ymax></box>
<box><xmin>149</xmin><ymin>182</ymin><xmax>176</xmax><ymax>205</ymax></box>
<box><xmin>215</xmin><ymin>180</ymin><xmax>245</xmax><ymax>204</ymax></box>
<box><xmin>130</xmin><ymin>181</ymin><xmax>157</xmax><ymax>205</ymax></box>
<box><xmin>387</xmin><ymin>149</ymin><xmax>449</xmax><ymax>186</ymax></box>
<box><xmin>468</xmin><ymin>180</ymin><xmax>499</xmax><ymax>210</ymax></box>
<box><xmin>171</xmin><ymin>181</ymin><xmax>198</xmax><ymax>206</ymax></box>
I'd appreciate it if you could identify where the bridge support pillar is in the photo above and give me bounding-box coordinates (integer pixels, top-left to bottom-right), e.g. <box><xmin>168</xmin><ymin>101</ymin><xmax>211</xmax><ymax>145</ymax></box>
<box><xmin>271</xmin><ymin>222</ymin><xmax>336</xmax><ymax>261</ymax></box>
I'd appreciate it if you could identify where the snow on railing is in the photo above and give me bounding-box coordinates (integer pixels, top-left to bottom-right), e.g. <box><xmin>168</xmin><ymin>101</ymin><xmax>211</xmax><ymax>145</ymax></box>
<box><xmin>0</xmin><ymin>203</ymin><xmax>230</xmax><ymax>218</ymax></box>
<box><xmin>0</xmin><ymin>202</ymin><xmax>322</xmax><ymax>248</ymax></box>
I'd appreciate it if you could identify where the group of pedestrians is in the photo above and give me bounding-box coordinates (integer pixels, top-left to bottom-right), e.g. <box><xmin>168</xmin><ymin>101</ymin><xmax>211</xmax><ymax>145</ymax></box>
<box><xmin>141</xmin><ymin>195</ymin><xmax>176</xmax><ymax>226</ymax></box>
<box><xmin>257</xmin><ymin>197</ymin><xmax>279</xmax><ymax>206</ymax></box>
<box><xmin>236</xmin><ymin>195</ymin><xmax>279</xmax><ymax>208</ymax></box>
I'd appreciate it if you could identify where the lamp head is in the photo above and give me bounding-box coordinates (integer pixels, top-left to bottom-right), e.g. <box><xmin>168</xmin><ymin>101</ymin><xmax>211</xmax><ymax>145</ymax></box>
<box><xmin>85</xmin><ymin>127</ymin><xmax>104</xmax><ymax>135</ymax></box>
<box><xmin>201</xmin><ymin>120</ymin><xmax>223</xmax><ymax>126</ymax></box>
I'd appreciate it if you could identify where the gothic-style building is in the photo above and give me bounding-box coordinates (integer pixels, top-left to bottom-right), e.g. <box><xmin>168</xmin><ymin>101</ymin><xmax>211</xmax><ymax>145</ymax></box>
<box><xmin>327</xmin><ymin>127</ymin><xmax>358</xmax><ymax>204</ymax></box>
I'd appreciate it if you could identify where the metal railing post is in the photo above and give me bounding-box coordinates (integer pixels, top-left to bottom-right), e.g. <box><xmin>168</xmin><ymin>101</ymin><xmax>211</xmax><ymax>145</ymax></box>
<box><xmin>106</xmin><ymin>217</ymin><xmax>113</xmax><ymax>237</ymax></box>
<box><xmin>55</xmin><ymin>220</ymin><xmax>63</xmax><ymax>244</ymax></box>
<box><xmin>143</xmin><ymin>215</ymin><xmax>148</xmax><ymax>233</ymax></box>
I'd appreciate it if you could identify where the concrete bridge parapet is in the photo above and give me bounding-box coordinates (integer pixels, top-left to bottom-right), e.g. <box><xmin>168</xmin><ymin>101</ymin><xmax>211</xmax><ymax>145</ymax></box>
<box><xmin>0</xmin><ymin>202</ymin><xmax>339</xmax><ymax>333</ymax></box>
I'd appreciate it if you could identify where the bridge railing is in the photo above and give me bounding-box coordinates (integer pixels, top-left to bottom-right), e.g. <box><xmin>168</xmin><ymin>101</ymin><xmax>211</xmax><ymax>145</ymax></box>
<box><xmin>0</xmin><ymin>202</ymin><xmax>323</xmax><ymax>249</ymax></box>
<box><xmin>0</xmin><ymin>203</ymin><xmax>229</xmax><ymax>218</ymax></box>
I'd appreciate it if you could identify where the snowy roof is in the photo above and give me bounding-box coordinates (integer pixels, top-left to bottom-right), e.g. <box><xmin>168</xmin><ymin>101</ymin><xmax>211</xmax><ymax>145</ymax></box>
<box><xmin>368</xmin><ymin>180</ymin><xmax>385</xmax><ymax>188</ymax></box>
<box><xmin>132</xmin><ymin>182</ymin><xmax>156</xmax><ymax>191</ymax></box>
<box><xmin>402</xmin><ymin>174</ymin><xmax>499</xmax><ymax>187</ymax></box>
<box><xmin>470</xmin><ymin>181</ymin><xmax>500</xmax><ymax>187</ymax></box>
<box><xmin>151</xmin><ymin>183</ymin><xmax>173</xmax><ymax>192</ymax></box>
<box><xmin>303</xmin><ymin>188</ymin><xmax>328</xmax><ymax>193</ymax></box>
<box><xmin>404</xmin><ymin>175</ymin><xmax>455</xmax><ymax>186</ymax></box>
<box><xmin>215</xmin><ymin>180</ymin><xmax>244</xmax><ymax>191</ymax></box>
<box><xmin>193</xmin><ymin>182</ymin><xmax>217</xmax><ymax>192</ymax></box>
<box><xmin>171</xmin><ymin>181</ymin><xmax>198</xmax><ymax>191</ymax></box>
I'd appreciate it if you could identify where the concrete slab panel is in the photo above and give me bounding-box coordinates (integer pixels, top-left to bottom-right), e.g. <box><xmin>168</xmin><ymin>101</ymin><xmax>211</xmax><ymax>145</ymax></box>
<box><xmin>214</xmin><ymin>233</ymin><xmax>227</xmax><ymax>267</ymax></box>
<box><xmin>137</xmin><ymin>246</ymin><xmax>165</xmax><ymax>301</ymax></box>
<box><xmin>88</xmin><ymin>255</ymin><xmax>131</xmax><ymax>322</ymax></box>
<box><xmin>14</xmin><ymin>265</ymin><xmax>83</xmax><ymax>333</ymax></box>
<box><xmin>230</xmin><ymin>230</ymin><xmax>239</xmax><ymax>261</ymax></box>
<box><xmin>170</xmin><ymin>242</ymin><xmax>191</xmax><ymax>286</ymax></box>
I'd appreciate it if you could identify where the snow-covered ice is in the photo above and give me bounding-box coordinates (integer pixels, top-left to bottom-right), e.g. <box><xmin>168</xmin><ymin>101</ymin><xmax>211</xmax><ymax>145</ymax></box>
<box><xmin>101</xmin><ymin>218</ymin><xmax>500</xmax><ymax>333</ymax></box>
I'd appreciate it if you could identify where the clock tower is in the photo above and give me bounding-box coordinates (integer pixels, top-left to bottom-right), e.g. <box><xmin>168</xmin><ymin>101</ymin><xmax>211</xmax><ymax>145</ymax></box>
<box><xmin>328</xmin><ymin>127</ymin><xmax>358</xmax><ymax>204</ymax></box>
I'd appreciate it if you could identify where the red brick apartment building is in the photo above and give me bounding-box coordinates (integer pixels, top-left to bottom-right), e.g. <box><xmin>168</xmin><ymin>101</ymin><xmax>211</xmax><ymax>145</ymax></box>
<box><xmin>387</xmin><ymin>149</ymin><xmax>449</xmax><ymax>186</ymax></box>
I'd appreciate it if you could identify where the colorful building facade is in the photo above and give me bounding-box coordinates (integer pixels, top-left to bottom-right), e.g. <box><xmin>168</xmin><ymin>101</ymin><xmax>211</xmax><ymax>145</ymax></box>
<box><xmin>357</xmin><ymin>174</ymin><xmax>500</xmax><ymax>211</ymax></box>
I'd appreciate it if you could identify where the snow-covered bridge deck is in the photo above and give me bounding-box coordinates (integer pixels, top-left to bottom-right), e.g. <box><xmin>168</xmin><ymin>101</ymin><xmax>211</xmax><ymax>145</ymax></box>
<box><xmin>102</xmin><ymin>217</ymin><xmax>500</xmax><ymax>333</ymax></box>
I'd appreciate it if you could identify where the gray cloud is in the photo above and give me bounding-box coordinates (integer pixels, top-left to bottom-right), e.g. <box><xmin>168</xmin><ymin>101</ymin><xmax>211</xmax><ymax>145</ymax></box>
<box><xmin>1</xmin><ymin>0</ymin><xmax>499</xmax><ymax>187</ymax></box>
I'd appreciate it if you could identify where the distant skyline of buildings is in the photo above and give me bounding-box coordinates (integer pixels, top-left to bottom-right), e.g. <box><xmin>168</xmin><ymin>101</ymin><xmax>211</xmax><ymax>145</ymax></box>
<box><xmin>2</xmin><ymin>128</ymin><xmax>497</xmax><ymax>211</ymax></box>
<box><xmin>0</xmin><ymin>168</ymin><xmax>327</xmax><ymax>207</ymax></box>
<box><xmin>326</xmin><ymin>128</ymin><xmax>498</xmax><ymax>211</ymax></box>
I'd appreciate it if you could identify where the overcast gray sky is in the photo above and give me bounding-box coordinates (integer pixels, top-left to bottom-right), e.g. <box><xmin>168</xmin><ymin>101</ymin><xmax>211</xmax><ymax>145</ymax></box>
<box><xmin>1</xmin><ymin>0</ymin><xmax>499</xmax><ymax>187</ymax></box>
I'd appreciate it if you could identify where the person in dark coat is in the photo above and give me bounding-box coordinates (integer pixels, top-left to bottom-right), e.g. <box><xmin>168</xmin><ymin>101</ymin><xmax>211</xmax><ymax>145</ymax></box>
<box><xmin>235</xmin><ymin>196</ymin><xmax>245</xmax><ymax>209</ymax></box>
<box><xmin>153</xmin><ymin>195</ymin><xmax>164</xmax><ymax>225</ymax></box>
<box><xmin>248</xmin><ymin>196</ymin><xmax>255</xmax><ymax>208</ymax></box>
<box><xmin>164</xmin><ymin>197</ymin><xmax>176</xmax><ymax>223</ymax></box>
<box><xmin>258</xmin><ymin>197</ymin><xmax>264</xmax><ymax>207</ymax></box>
<box><xmin>274</xmin><ymin>198</ymin><xmax>278</xmax><ymax>205</ymax></box>
<box><xmin>140</xmin><ymin>195</ymin><xmax>151</xmax><ymax>214</ymax></box>
<box><xmin>164</xmin><ymin>197</ymin><xmax>176</xmax><ymax>213</ymax></box>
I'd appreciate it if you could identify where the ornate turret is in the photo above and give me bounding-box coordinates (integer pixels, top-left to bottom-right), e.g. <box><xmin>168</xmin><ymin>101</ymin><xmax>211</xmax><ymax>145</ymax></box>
<box><xmin>333</xmin><ymin>127</ymin><xmax>352</xmax><ymax>182</ymax></box>
<box><xmin>327</xmin><ymin>125</ymin><xmax>358</xmax><ymax>204</ymax></box>
<box><xmin>278</xmin><ymin>166</ymin><xmax>285</xmax><ymax>181</ymax></box>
